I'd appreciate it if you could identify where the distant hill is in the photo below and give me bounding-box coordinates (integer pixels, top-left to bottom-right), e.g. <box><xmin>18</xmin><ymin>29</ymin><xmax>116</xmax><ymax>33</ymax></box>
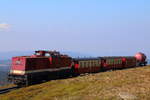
<box><xmin>0</xmin><ymin>59</ymin><xmax>11</xmax><ymax>86</ymax></box>
<box><xmin>148</xmin><ymin>59</ymin><xmax>150</xmax><ymax>64</ymax></box>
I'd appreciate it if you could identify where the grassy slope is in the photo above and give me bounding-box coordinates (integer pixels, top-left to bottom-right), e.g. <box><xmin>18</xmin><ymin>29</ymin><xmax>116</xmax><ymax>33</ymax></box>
<box><xmin>1</xmin><ymin>66</ymin><xmax>150</xmax><ymax>100</ymax></box>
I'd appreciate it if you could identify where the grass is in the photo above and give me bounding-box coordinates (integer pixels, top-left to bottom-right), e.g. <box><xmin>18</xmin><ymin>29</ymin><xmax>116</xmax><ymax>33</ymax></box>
<box><xmin>0</xmin><ymin>84</ymin><xmax>16</xmax><ymax>89</ymax></box>
<box><xmin>0</xmin><ymin>66</ymin><xmax>150</xmax><ymax>100</ymax></box>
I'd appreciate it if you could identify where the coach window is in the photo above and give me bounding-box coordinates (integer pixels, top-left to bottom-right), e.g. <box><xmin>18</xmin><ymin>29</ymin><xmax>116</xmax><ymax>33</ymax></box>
<box><xmin>89</xmin><ymin>61</ymin><xmax>91</xmax><ymax>67</ymax></box>
<box><xmin>111</xmin><ymin>59</ymin><xmax>114</xmax><ymax>65</ymax></box>
<box><xmin>82</xmin><ymin>61</ymin><xmax>84</xmax><ymax>68</ymax></box>
<box><xmin>110</xmin><ymin>59</ymin><xmax>112</xmax><ymax>64</ymax></box>
<box><xmin>87</xmin><ymin>61</ymin><xmax>89</xmax><ymax>68</ymax></box>
<box><xmin>97</xmin><ymin>60</ymin><xmax>99</xmax><ymax>66</ymax></box>
<box><xmin>95</xmin><ymin>60</ymin><xmax>97</xmax><ymax>66</ymax></box>
<box><xmin>79</xmin><ymin>62</ymin><xmax>82</xmax><ymax>68</ymax></box>
<box><xmin>88</xmin><ymin>61</ymin><xmax>90</xmax><ymax>67</ymax></box>
<box><xmin>120</xmin><ymin>59</ymin><xmax>122</xmax><ymax>64</ymax></box>
<box><xmin>82</xmin><ymin>62</ymin><xmax>84</xmax><ymax>67</ymax></box>
<box><xmin>85</xmin><ymin>61</ymin><xmax>87</xmax><ymax>68</ymax></box>
<box><xmin>93</xmin><ymin>61</ymin><xmax>95</xmax><ymax>66</ymax></box>
<box><xmin>98</xmin><ymin>60</ymin><xmax>100</xmax><ymax>65</ymax></box>
<box><xmin>94</xmin><ymin>61</ymin><xmax>96</xmax><ymax>66</ymax></box>
<box><xmin>106</xmin><ymin>60</ymin><xmax>108</xmax><ymax>64</ymax></box>
<box><xmin>111</xmin><ymin>59</ymin><xmax>113</xmax><ymax>64</ymax></box>
<box><xmin>107</xmin><ymin>60</ymin><xmax>109</xmax><ymax>64</ymax></box>
<box><xmin>116</xmin><ymin>59</ymin><xmax>118</xmax><ymax>64</ymax></box>
<box><xmin>86</xmin><ymin>61</ymin><xmax>88</xmax><ymax>68</ymax></box>
<box><xmin>81</xmin><ymin>61</ymin><xmax>83</xmax><ymax>68</ymax></box>
<box><xmin>96</xmin><ymin>60</ymin><xmax>98</xmax><ymax>66</ymax></box>
<box><xmin>109</xmin><ymin>59</ymin><xmax>111</xmax><ymax>64</ymax></box>
<box><xmin>91</xmin><ymin>61</ymin><xmax>93</xmax><ymax>67</ymax></box>
<box><xmin>84</xmin><ymin>61</ymin><xmax>86</xmax><ymax>68</ymax></box>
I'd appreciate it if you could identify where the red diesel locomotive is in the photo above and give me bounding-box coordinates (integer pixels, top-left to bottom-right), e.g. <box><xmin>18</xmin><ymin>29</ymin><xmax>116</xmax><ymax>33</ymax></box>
<box><xmin>8</xmin><ymin>50</ymin><xmax>147</xmax><ymax>86</ymax></box>
<box><xmin>9</xmin><ymin>50</ymin><xmax>72</xmax><ymax>86</ymax></box>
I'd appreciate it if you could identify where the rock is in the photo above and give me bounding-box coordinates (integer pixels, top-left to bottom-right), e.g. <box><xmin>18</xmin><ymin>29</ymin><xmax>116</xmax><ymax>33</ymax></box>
<box><xmin>118</xmin><ymin>92</ymin><xmax>137</xmax><ymax>100</ymax></box>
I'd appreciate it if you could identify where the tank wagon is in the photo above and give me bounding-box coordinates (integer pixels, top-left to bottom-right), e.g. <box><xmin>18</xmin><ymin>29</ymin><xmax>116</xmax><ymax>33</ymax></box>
<box><xmin>8</xmin><ymin>50</ymin><xmax>147</xmax><ymax>86</ymax></box>
<box><xmin>135</xmin><ymin>52</ymin><xmax>147</xmax><ymax>66</ymax></box>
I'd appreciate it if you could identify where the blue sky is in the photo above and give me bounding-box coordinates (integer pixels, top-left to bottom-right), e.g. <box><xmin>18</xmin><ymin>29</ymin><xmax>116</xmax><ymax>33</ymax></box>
<box><xmin>0</xmin><ymin>0</ymin><xmax>149</xmax><ymax>56</ymax></box>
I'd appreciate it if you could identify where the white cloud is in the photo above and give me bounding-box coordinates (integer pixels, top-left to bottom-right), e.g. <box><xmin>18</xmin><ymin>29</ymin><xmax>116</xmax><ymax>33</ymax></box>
<box><xmin>0</xmin><ymin>23</ymin><xmax>10</xmax><ymax>30</ymax></box>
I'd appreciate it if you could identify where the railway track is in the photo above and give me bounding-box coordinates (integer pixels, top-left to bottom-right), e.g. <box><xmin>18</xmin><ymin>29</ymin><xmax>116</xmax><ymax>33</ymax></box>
<box><xmin>0</xmin><ymin>86</ymin><xmax>19</xmax><ymax>94</ymax></box>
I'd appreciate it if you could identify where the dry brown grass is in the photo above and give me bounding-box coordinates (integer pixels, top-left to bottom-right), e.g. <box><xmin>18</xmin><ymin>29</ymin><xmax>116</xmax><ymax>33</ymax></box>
<box><xmin>0</xmin><ymin>66</ymin><xmax>150</xmax><ymax>100</ymax></box>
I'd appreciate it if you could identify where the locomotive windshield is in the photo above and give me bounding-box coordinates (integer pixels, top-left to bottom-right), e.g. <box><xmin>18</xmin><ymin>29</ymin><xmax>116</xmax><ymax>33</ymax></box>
<box><xmin>35</xmin><ymin>52</ymin><xmax>41</xmax><ymax>56</ymax></box>
<box><xmin>34</xmin><ymin>50</ymin><xmax>61</xmax><ymax>57</ymax></box>
<box><xmin>45</xmin><ymin>53</ymin><xmax>51</xmax><ymax>57</ymax></box>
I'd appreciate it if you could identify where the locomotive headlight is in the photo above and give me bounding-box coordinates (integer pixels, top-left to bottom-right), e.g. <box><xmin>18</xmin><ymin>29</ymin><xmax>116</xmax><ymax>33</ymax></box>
<box><xmin>10</xmin><ymin>70</ymin><xmax>25</xmax><ymax>75</ymax></box>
